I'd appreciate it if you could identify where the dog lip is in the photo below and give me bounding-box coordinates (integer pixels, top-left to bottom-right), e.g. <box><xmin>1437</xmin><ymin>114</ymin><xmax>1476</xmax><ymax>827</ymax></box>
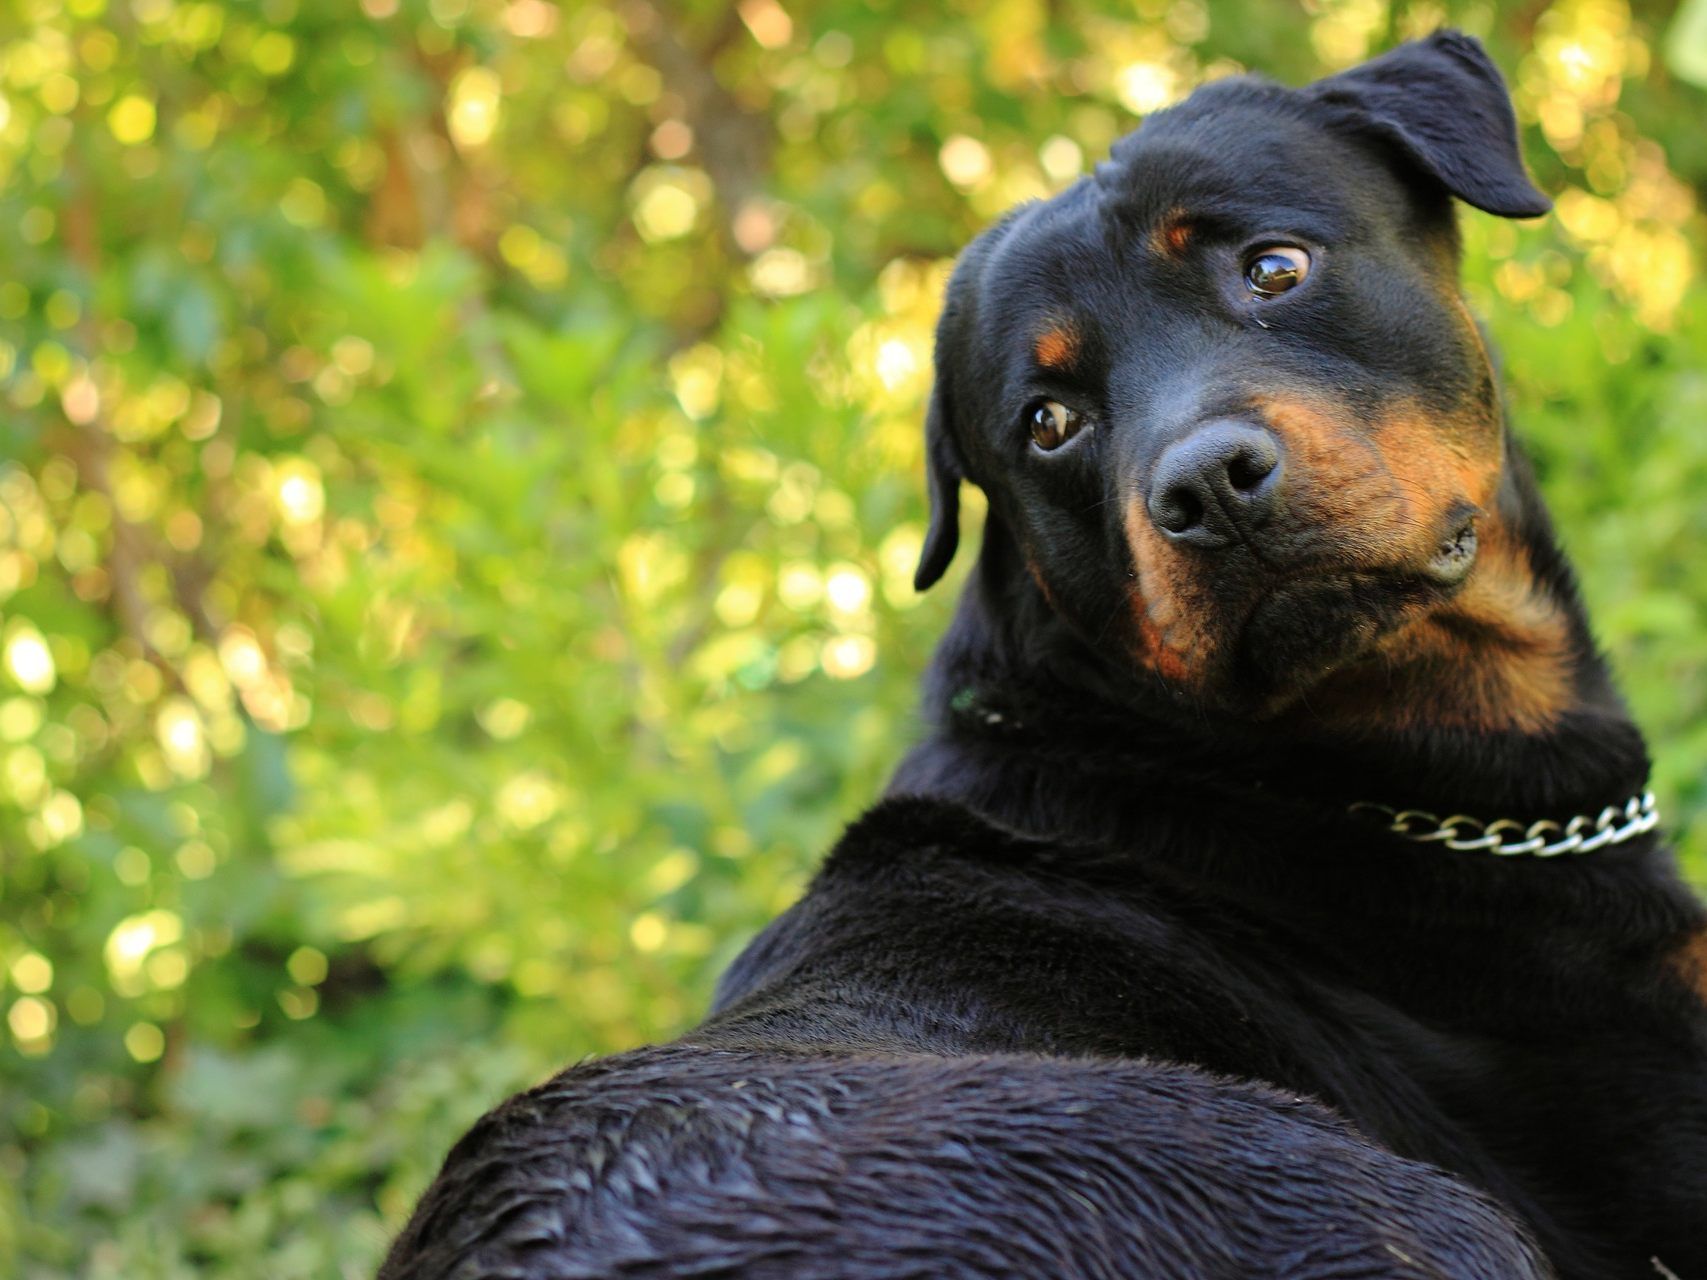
<box><xmin>1423</xmin><ymin>515</ymin><xmax>1479</xmax><ymax>586</ymax></box>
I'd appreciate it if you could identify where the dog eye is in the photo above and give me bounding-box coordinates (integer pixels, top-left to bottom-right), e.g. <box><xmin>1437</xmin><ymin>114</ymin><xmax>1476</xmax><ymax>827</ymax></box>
<box><xmin>1029</xmin><ymin>401</ymin><xmax>1083</xmax><ymax>451</ymax></box>
<box><xmin>1244</xmin><ymin>246</ymin><xmax>1311</xmax><ymax>298</ymax></box>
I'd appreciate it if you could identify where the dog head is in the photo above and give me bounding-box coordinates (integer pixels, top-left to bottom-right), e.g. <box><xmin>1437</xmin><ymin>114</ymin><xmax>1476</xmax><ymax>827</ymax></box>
<box><xmin>915</xmin><ymin>32</ymin><xmax>1578</xmax><ymax>735</ymax></box>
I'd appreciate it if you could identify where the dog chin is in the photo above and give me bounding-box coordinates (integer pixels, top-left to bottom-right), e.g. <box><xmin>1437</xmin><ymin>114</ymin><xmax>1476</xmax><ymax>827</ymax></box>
<box><xmin>1219</xmin><ymin>573</ymin><xmax>1438</xmax><ymax>716</ymax></box>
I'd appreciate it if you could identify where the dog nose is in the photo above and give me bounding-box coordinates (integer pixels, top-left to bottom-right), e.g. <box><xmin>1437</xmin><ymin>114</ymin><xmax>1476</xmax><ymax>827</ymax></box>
<box><xmin>1147</xmin><ymin>422</ymin><xmax>1284</xmax><ymax>548</ymax></box>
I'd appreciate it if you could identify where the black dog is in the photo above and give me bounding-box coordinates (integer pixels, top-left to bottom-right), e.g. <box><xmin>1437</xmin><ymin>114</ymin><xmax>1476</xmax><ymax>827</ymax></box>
<box><xmin>384</xmin><ymin>34</ymin><xmax>1707</xmax><ymax>1279</ymax></box>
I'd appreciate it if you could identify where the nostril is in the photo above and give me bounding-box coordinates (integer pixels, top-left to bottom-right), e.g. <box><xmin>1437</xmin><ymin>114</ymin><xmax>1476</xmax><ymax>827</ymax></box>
<box><xmin>1153</xmin><ymin>487</ymin><xmax>1204</xmax><ymax>534</ymax></box>
<box><xmin>1226</xmin><ymin>446</ymin><xmax>1278</xmax><ymax>494</ymax></box>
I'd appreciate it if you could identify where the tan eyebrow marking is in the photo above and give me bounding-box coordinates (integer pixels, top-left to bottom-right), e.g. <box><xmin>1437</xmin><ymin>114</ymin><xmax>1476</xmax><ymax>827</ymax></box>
<box><xmin>1033</xmin><ymin>325</ymin><xmax>1079</xmax><ymax>371</ymax></box>
<box><xmin>1148</xmin><ymin>207</ymin><xmax>1195</xmax><ymax>259</ymax></box>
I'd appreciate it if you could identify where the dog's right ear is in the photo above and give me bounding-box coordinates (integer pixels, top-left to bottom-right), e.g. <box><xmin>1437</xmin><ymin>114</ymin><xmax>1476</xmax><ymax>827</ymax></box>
<box><xmin>913</xmin><ymin>377</ymin><xmax>963</xmax><ymax>591</ymax></box>
<box><xmin>1304</xmin><ymin>31</ymin><xmax>1551</xmax><ymax>219</ymax></box>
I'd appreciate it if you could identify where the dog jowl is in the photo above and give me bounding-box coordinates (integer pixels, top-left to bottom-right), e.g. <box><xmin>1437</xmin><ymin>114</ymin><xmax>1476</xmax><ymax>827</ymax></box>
<box><xmin>915</xmin><ymin>33</ymin><xmax>1581</xmax><ymax>739</ymax></box>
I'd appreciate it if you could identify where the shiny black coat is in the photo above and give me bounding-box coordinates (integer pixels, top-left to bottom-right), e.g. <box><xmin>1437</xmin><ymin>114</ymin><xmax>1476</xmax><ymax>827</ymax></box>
<box><xmin>386</xmin><ymin>801</ymin><xmax>1561</xmax><ymax>1280</ymax></box>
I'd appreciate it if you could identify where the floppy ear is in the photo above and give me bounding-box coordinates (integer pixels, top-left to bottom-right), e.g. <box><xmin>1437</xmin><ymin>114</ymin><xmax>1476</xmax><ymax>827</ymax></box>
<box><xmin>1305</xmin><ymin>31</ymin><xmax>1551</xmax><ymax>218</ymax></box>
<box><xmin>913</xmin><ymin>378</ymin><xmax>963</xmax><ymax>591</ymax></box>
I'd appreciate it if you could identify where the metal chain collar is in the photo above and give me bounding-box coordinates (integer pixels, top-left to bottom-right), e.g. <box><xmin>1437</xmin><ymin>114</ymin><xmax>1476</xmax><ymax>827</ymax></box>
<box><xmin>1349</xmin><ymin>791</ymin><xmax>1659</xmax><ymax>857</ymax></box>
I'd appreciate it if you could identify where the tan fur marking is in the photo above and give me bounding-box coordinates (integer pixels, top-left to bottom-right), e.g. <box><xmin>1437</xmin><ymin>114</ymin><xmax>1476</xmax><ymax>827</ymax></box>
<box><xmin>1147</xmin><ymin>207</ymin><xmax>1195</xmax><ymax>259</ymax></box>
<box><xmin>1033</xmin><ymin>326</ymin><xmax>1079</xmax><ymax>371</ymax></box>
<box><xmin>1669</xmin><ymin>931</ymin><xmax>1707</xmax><ymax>1005</ymax></box>
<box><xmin>1024</xmin><ymin>551</ymin><xmax>1061</xmax><ymax>613</ymax></box>
<box><xmin>1259</xmin><ymin>398</ymin><xmax>1418</xmax><ymax>566</ymax></box>
<box><xmin>1123</xmin><ymin>499</ymin><xmax>1216</xmax><ymax>685</ymax></box>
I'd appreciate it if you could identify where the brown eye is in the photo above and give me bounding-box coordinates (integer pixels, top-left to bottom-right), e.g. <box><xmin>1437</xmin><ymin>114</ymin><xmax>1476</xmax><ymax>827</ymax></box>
<box><xmin>1029</xmin><ymin>400</ymin><xmax>1083</xmax><ymax>451</ymax></box>
<box><xmin>1244</xmin><ymin>246</ymin><xmax>1311</xmax><ymax>298</ymax></box>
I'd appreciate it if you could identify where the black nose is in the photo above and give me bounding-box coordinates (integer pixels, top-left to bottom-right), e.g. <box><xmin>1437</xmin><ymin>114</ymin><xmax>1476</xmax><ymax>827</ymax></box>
<box><xmin>1147</xmin><ymin>422</ymin><xmax>1284</xmax><ymax>548</ymax></box>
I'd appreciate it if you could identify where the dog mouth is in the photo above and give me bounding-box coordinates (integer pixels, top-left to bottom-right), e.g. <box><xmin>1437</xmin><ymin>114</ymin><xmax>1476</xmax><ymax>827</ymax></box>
<box><xmin>1230</xmin><ymin>574</ymin><xmax>1427</xmax><ymax>707</ymax></box>
<box><xmin>1126</xmin><ymin>505</ymin><xmax>1483</xmax><ymax>714</ymax></box>
<box><xmin>1222</xmin><ymin>517</ymin><xmax>1480</xmax><ymax>713</ymax></box>
<box><xmin>1424</xmin><ymin>514</ymin><xmax>1479</xmax><ymax>587</ymax></box>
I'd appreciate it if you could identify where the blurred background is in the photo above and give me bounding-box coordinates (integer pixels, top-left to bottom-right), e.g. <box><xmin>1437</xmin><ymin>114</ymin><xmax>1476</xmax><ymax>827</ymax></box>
<box><xmin>1</xmin><ymin>0</ymin><xmax>1704</xmax><ymax>1273</ymax></box>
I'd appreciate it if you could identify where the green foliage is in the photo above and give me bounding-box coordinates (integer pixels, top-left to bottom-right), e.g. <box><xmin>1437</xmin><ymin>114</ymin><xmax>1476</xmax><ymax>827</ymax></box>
<box><xmin>0</xmin><ymin>0</ymin><xmax>1701</xmax><ymax>1274</ymax></box>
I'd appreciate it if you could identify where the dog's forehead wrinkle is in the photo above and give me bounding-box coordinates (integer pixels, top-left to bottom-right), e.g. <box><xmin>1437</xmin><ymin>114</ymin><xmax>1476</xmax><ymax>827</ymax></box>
<box><xmin>988</xmin><ymin>206</ymin><xmax>1118</xmax><ymax>301</ymax></box>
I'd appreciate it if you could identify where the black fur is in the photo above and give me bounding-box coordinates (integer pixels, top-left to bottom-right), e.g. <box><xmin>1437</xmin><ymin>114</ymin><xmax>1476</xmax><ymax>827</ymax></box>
<box><xmin>1304</xmin><ymin>32</ymin><xmax>1553</xmax><ymax>219</ymax></box>
<box><xmin>385</xmin><ymin>34</ymin><xmax>1707</xmax><ymax>1280</ymax></box>
<box><xmin>386</xmin><ymin>1028</ymin><xmax>1547</xmax><ymax>1277</ymax></box>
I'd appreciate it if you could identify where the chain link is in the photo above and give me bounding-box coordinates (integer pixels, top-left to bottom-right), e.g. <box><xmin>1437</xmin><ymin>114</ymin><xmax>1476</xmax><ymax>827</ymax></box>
<box><xmin>1349</xmin><ymin>791</ymin><xmax>1659</xmax><ymax>857</ymax></box>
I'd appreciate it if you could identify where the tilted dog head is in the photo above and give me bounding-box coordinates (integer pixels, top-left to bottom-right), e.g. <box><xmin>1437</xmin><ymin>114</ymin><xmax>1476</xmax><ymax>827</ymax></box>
<box><xmin>915</xmin><ymin>33</ymin><xmax>1588</xmax><ymax>737</ymax></box>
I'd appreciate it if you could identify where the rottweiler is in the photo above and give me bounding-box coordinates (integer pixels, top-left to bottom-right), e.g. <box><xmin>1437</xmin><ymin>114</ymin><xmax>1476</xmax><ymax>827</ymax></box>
<box><xmin>383</xmin><ymin>33</ymin><xmax>1707</xmax><ymax>1280</ymax></box>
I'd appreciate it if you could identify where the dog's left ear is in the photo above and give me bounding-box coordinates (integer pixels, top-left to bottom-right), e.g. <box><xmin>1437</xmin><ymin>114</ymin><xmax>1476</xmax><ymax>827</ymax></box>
<box><xmin>1305</xmin><ymin>31</ymin><xmax>1551</xmax><ymax>218</ymax></box>
<box><xmin>913</xmin><ymin>378</ymin><xmax>963</xmax><ymax>591</ymax></box>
